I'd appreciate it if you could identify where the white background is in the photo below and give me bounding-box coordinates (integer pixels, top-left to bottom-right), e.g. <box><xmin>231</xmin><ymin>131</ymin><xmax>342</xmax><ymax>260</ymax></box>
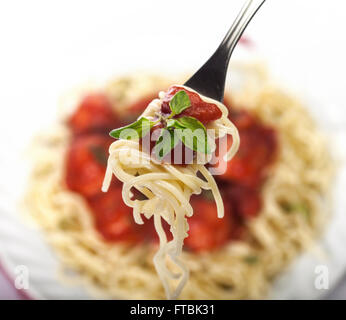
<box><xmin>1</xmin><ymin>0</ymin><xmax>346</xmax><ymax>138</ymax></box>
<box><xmin>0</xmin><ymin>0</ymin><xmax>346</xmax><ymax>299</ymax></box>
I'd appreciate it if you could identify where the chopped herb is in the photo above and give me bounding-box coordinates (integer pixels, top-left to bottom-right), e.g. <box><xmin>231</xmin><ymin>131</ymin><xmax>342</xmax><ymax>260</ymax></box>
<box><xmin>281</xmin><ymin>201</ymin><xmax>310</xmax><ymax>220</ymax></box>
<box><xmin>89</xmin><ymin>145</ymin><xmax>108</xmax><ymax>166</ymax></box>
<box><xmin>217</xmin><ymin>283</ymin><xmax>233</xmax><ymax>290</ymax></box>
<box><xmin>243</xmin><ymin>255</ymin><xmax>259</xmax><ymax>265</ymax></box>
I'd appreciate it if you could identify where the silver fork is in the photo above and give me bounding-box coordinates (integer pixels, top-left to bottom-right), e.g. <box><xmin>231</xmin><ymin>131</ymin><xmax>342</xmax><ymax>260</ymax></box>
<box><xmin>184</xmin><ymin>0</ymin><xmax>266</xmax><ymax>102</ymax></box>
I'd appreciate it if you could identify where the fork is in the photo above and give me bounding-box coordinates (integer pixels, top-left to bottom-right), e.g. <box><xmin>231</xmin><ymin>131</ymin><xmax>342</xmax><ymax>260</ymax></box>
<box><xmin>184</xmin><ymin>0</ymin><xmax>266</xmax><ymax>102</ymax></box>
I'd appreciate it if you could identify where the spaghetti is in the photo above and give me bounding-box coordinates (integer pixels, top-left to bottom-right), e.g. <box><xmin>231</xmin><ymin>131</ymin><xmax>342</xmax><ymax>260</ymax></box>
<box><xmin>24</xmin><ymin>66</ymin><xmax>334</xmax><ymax>299</ymax></box>
<box><xmin>101</xmin><ymin>86</ymin><xmax>240</xmax><ymax>299</ymax></box>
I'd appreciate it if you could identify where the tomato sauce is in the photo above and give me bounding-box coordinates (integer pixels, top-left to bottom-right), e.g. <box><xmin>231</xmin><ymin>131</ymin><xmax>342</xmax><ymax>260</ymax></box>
<box><xmin>64</xmin><ymin>91</ymin><xmax>278</xmax><ymax>252</ymax></box>
<box><xmin>161</xmin><ymin>85</ymin><xmax>222</xmax><ymax>124</ymax></box>
<box><xmin>140</xmin><ymin>85</ymin><xmax>223</xmax><ymax>164</ymax></box>
<box><xmin>65</xmin><ymin>134</ymin><xmax>116</xmax><ymax>197</ymax></box>
<box><xmin>68</xmin><ymin>93</ymin><xmax>120</xmax><ymax>135</ymax></box>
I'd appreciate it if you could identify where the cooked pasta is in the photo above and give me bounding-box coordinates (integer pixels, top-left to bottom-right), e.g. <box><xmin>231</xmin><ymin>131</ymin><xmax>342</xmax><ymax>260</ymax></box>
<box><xmin>24</xmin><ymin>65</ymin><xmax>334</xmax><ymax>299</ymax></box>
<box><xmin>101</xmin><ymin>87</ymin><xmax>239</xmax><ymax>299</ymax></box>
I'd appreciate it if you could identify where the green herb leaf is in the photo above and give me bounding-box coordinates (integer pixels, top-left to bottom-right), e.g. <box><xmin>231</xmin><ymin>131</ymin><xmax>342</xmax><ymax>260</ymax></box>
<box><xmin>154</xmin><ymin>129</ymin><xmax>179</xmax><ymax>161</ymax></box>
<box><xmin>176</xmin><ymin>116</ymin><xmax>205</xmax><ymax>130</ymax></box>
<box><xmin>109</xmin><ymin>117</ymin><xmax>154</xmax><ymax>140</ymax></box>
<box><xmin>166</xmin><ymin>118</ymin><xmax>185</xmax><ymax>129</ymax></box>
<box><xmin>243</xmin><ymin>255</ymin><xmax>258</xmax><ymax>265</ymax></box>
<box><xmin>169</xmin><ymin>90</ymin><xmax>191</xmax><ymax>115</ymax></box>
<box><xmin>282</xmin><ymin>202</ymin><xmax>310</xmax><ymax>221</ymax></box>
<box><xmin>175</xmin><ymin>116</ymin><xmax>211</xmax><ymax>154</ymax></box>
<box><xmin>89</xmin><ymin>145</ymin><xmax>108</xmax><ymax>166</ymax></box>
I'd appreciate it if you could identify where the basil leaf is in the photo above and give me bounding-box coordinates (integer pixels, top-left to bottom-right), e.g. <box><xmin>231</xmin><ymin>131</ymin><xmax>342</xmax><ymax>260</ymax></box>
<box><xmin>175</xmin><ymin>116</ymin><xmax>211</xmax><ymax>154</ymax></box>
<box><xmin>109</xmin><ymin>117</ymin><xmax>153</xmax><ymax>140</ymax></box>
<box><xmin>169</xmin><ymin>90</ymin><xmax>191</xmax><ymax>115</ymax></box>
<box><xmin>154</xmin><ymin>129</ymin><xmax>179</xmax><ymax>160</ymax></box>
<box><xmin>166</xmin><ymin>118</ymin><xmax>186</xmax><ymax>129</ymax></box>
<box><xmin>175</xmin><ymin>116</ymin><xmax>205</xmax><ymax>130</ymax></box>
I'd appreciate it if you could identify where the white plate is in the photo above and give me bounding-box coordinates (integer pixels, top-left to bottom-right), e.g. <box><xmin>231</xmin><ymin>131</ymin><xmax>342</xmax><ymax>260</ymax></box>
<box><xmin>0</xmin><ymin>0</ymin><xmax>346</xmax><ymax>299</ymax></box>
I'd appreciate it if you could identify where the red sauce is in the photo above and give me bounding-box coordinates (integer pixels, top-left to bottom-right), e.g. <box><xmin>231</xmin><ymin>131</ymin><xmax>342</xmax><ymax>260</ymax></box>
<box><xmin>225</xmin><ymin>185</ymin><xmax>262</xmax><ymax>219</ymax></box>
<box><xmin>87</xmin><ymin>187</ymin><xmax>144</xmax><ymax>243</ymax></box>
<box><xmin>64</xmin><ymin>90</ymin><xmax>278</xmax><ymax>252</ymax></box>
<box><xmin>68</xmin><ymin>93</ymin><xmax>120</xmax><ymax>135</ymax></box>
<box><xmin>184</xmin><ymin>195</ymin><xmax>233</xmax><ymax>252</ymax></box>
<box><xmin>214</xmin><ymin>109</ymin><xmax>277</xmax><ymax>188</ymax></box>
<box><xmin>161</xmin><ymin>85</ymin><xmax>222</xmax><ymax>124</ymax></box>
<box><xmin>65</xmin><ymin>134</ymin><xmax>117</xmax><ymax>197</ymax></box>
<box><xmin>139</xmin><ymin>85</ymin><xmax>223</xmax><ymax>165</ymax></box>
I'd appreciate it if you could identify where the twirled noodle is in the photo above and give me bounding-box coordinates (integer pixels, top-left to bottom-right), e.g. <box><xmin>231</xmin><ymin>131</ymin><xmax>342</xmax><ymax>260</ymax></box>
<box><xmin>102</xmin><ymin>86</ymin><xmax>240</xmax><ymax>299</ymax></box>
<box><xmin>25</xmin><ymin>69</ymin><xmax>334</xmax><ymax>300</ymax></box>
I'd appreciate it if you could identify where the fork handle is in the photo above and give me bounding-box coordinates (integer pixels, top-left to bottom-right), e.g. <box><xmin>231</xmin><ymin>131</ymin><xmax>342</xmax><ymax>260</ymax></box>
<box><xmin>219</xmin><ymin>0</ymin><xmax>265</xmax><ymax>60</ymax></box>
<box><xmin>184</xmin><ymin>0</ymin><xmax>266</xmax><ymax>102</ymax></box>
